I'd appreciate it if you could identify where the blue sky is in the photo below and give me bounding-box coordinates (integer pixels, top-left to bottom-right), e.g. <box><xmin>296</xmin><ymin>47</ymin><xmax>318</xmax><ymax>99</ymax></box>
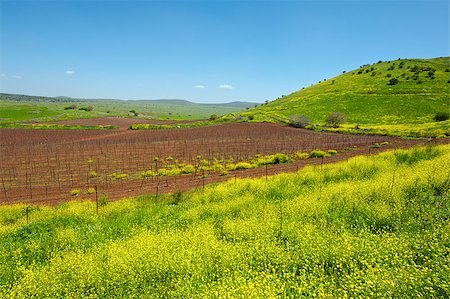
<box><xmin>0</xmin><ymin>0</ymin><xmax>448</xmax><ymax>103</ymax></box>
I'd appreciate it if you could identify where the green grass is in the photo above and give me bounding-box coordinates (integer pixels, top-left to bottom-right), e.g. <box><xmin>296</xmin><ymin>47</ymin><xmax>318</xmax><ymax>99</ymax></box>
<box><xmin>0</xmin><ymin>123</ymin><xmax>116</xmax><ymax>130</ymax></box>
<box><xmin>237</xmin><ymin>57</ymin><xmax>450</xmax><ymax>137</ymax></box>
<box><xmin>1</xmin><ymin>145</ymin><xmax>448</xmax><ymax>298</ymax></box>
<box><xmin>0</xmin><ymin>103</ymin><xmax>61</xmax><ymax>122</ymax></box>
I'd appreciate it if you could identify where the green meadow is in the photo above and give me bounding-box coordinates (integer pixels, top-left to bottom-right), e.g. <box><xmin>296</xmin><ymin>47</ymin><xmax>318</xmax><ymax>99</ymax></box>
<box><xmin>1</xmin><ymin>145</ymin><xmax>448</xmax><ymax>298</ymax></box>
<box><xmin>0</xmin><ymin>95</ymin><xmax>257</xmax><ymax>123</ymax></box>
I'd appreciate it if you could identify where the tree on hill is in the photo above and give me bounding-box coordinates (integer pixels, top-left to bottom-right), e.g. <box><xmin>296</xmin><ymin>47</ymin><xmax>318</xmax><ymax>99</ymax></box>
<box><xmin>79</xmin><ymin>106</ymin><xmax>93</xmax><ymax>112</ymax></box>
<box><xmin>388</xmin><ymin>78</ymin><xmax>399</xmax><ymax>85</ymax></box>
<box><xmin>325</xmin><ymin>112</ymin><xmax>346</xmax><ymax>127</ymax></box>
<box><xmin>434</xmin><ymin>112</ymin><xmax>450</xmax><ymax>122</ymax></box>
<box><xmin>289</xmin><ymin>115</ymin><xmax>311</xmax><ymax>128</ymax></box>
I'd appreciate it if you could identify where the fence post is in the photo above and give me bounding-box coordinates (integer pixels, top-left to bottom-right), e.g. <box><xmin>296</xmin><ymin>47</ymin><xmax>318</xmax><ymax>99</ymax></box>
<box><xmin>265</xmin><ymin>164</ymin><xmax>268</xmax><ymax>181</ymax></box>
<box><xmin>202</xmin><ymin>170</ymin><xmax>205</xmax><ymax>191</ymax></box>
<box><xmin>95</xmin><ymin>185</ymin><xmax>98</xmax><ymax>214</ymax></box>
<box><xmin>156</xmin><ymin>184</ymin><xmax>159</xmax><ymax>201</ymax></box>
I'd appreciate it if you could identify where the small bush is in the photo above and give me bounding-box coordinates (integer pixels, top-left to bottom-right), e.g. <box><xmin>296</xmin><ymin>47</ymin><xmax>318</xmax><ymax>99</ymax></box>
<box><xmin>325</xmin><ymin>112</ymin><xmax>346</xmax><ymax>127</ymax></box>
<box><xmin>234</xmin><ymin>162</ymin><xmax>255</xmax><ymax>170</ymax></box>
<box><xmin>89</xmin><ymin>171</ymin><xmax>97</xmax><ymax>178</ymax></box>
<box><xmin>434</xmin><ymin>112</ymin><xmax>450</xmax><ymax>122</ymax></box>
<box><xmin>226</xmin><ymin>163</ymin><xmax>237</xmax><ymax>171</ymax></box>
<box><xmin>141</xmin><ymin>170</ymin><xmax>155</xmax><ymax>178</ymax></box>
<box><xmin>294</xmin><ymin>151</ymin><xmax>309</xmax><ymax>159</ymax></box>
<box><xmin>327</xmin><ymin>149</ymin><xmax>337</xmax><ymax>155</ymax></box>
<box><xmin>236</xmin><ymin>115</ymin><xmax>250</xmax><ymax>122</ymax></box>
<box><xmin>388</xmin><ymin>78</ymin><xmax>399</xmax><ymax>85</ymax></box>
<box><xmin>171</xmin><ymin>191</ymin><xmax>183</xmax><ymax>205</ymax></box>
<box><xmin>112</xmin><ymin>173</ymin><xmax>128</xmax><ymax>180</ymax></box>
<box><xmin>64</xmin><ymin>104</ymin><xmax>78</xmax><ymax>110</ymax></box>
<box><xmin>86</xmin><ymin>187</ymin><xmax>96</xmax><ymax>195</ymax></box>
<box><xmin>271</xmin><ymin>153</ymin><xmax>291</xmax><ymax>164</ymax></box>
<box><xmin>157</xmin><ymin>169</ymin><xmax>168</xmax><ymax>177</ymax></box>
<box><xmin>79</xmin><ymin>106</ymin><xmax>93</xmax><ymax>112</ymax></box>
<box><xmin>181</xmin><ymin>164</ymin><xmax>195</xmax><ymax>174</ymax></box>
<box><xmin>289</xmin><ymin>115</ymin><xmax>311</xmax><ymax>128</ymax></box>
<box><xmin>99</xmin><ymin>194</ymin><xmax>109</xmax><ymax>207</ymax></box>
<box><xmin>309</xmin><ymin>150</ymin><xmax>327</xmax><ymax>158</ymax></box>
<box><xmin>70</xmin><ymin>189</ymin><xmax>80</xmax><ymax>196</ymax></box>
<box><xmin>210</xmin><ymin>114</ymin><xmax>218</xmax><ymax>121</ymax></box>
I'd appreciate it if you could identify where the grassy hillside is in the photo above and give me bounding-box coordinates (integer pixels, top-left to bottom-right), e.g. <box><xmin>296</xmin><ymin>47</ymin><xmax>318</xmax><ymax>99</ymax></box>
<box><xmin>0</xmin><ymin>93</ymin><xmax>257</xmax><ymax>123</ymax></box>
<box><xmin>1</xmin><ymin>145</ymin><xmax>448</xmax><ymax>298</ymax></box>
<box><xmin>239</xmin><ymin>57</ymin><xmax>450</xmax><ymax>137</ymax></box>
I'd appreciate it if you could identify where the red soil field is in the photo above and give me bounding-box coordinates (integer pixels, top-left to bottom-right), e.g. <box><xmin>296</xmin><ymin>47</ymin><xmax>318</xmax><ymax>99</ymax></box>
<box><xmin>0</xmin><ymin>120</ymin><xmax>437</xmax><ymax>205</ymax></box>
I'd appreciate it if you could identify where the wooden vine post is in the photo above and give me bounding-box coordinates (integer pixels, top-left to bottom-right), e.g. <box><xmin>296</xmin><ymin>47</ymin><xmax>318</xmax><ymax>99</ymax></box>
<box><xmin>95</xmin><ymin>185</ymin><xmax>99</xmax><ymax>214</ymax></box>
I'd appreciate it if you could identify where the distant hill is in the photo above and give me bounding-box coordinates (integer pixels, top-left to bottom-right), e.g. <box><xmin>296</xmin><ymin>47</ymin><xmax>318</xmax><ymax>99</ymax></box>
<box><xmin>0</xmin><ymin>93</ymin><xmax>257</xmax><ymax>108</ymax></box>
<box><xmin>238</xmin><ymin>57</ymin><xmax>449</xmax><ymax>137</ymax></box>
<box><xmin>0</xmin><ymin>93</ymin><xmax>258</xmax><ymax>122</ymax></box>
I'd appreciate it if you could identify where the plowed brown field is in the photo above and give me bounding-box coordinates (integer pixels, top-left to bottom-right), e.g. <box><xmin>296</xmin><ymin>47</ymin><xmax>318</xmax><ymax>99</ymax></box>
<box><xmin>0</xmin><ymin>120</ymin><xmax>438</xmax><ymax>205</ymax></box>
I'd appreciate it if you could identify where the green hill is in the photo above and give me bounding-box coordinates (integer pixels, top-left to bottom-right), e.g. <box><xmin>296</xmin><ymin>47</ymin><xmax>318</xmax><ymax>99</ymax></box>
<box><xmin>239</xmin><ymin>57</ymin><xmax>450</xmax><ymax>137</ymax></box>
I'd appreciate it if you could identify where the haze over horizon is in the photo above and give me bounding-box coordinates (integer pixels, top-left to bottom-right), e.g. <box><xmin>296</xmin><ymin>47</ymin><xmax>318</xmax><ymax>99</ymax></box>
<box><xmin>1</xmin><ymin>0</ymin><xmax>448</xmax><ymax>103</ymax></box>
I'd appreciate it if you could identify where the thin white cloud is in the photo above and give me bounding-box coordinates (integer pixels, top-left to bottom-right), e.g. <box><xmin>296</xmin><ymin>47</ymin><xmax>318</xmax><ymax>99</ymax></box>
<box><xmin>193</xmin><ymin>84</ymin><xmax>205</xmax><ymax>89</ymax></box>
<box><xmin>65</xmin><ymin>70</ymin><xmax>75</xmax><ymax>75</ymax></box>
<box><xmin>219</xmin><ymin>84</ymin><xmax>233</xmax><ymax>89</ymax></box>
<box><xmin>11</xmin><ymin>75</ymin><xmax>22</xmax><ymax>79</ymax></box>
<box><xmin>1</xmin><ymin>74</ymin><xmax>6</xmax><ymax>77</ymax></box>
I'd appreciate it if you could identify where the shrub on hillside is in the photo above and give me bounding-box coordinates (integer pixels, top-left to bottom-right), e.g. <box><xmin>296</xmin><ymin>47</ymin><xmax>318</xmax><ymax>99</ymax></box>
<box><xmin>325</xmin><ymin>112</ymin><xmax>346</xmax><ymax>127</ymax></box>
<box><xmin>79</xmin><ymin>106</ymin><xmax>93</xmax><ymax>112</ymax></box>
<box><xmin>434</xmin><ymin>112</ymin><xmax>450</xmax><ymax>122</ymax></box>
<box><xmin>289</xmin><ymin>115</ymin><xmax>311</xmax><ymax>128</ymax></box>
<box><xmin>388</xmin><ymin>78</ymin><xmax>399</xmax><ymax>85</ymax></box>
<box><xmin>64</xmin><ymin>104</ymin><xmax>78</xmax><ymax>110</ymax></box>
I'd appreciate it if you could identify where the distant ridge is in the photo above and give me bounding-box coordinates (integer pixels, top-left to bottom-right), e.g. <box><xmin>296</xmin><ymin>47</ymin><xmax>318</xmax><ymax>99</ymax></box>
<box><xmin>0</xmin><ymin>93</ymin><xmax>258</xmax><ymax>108</ymax></box>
